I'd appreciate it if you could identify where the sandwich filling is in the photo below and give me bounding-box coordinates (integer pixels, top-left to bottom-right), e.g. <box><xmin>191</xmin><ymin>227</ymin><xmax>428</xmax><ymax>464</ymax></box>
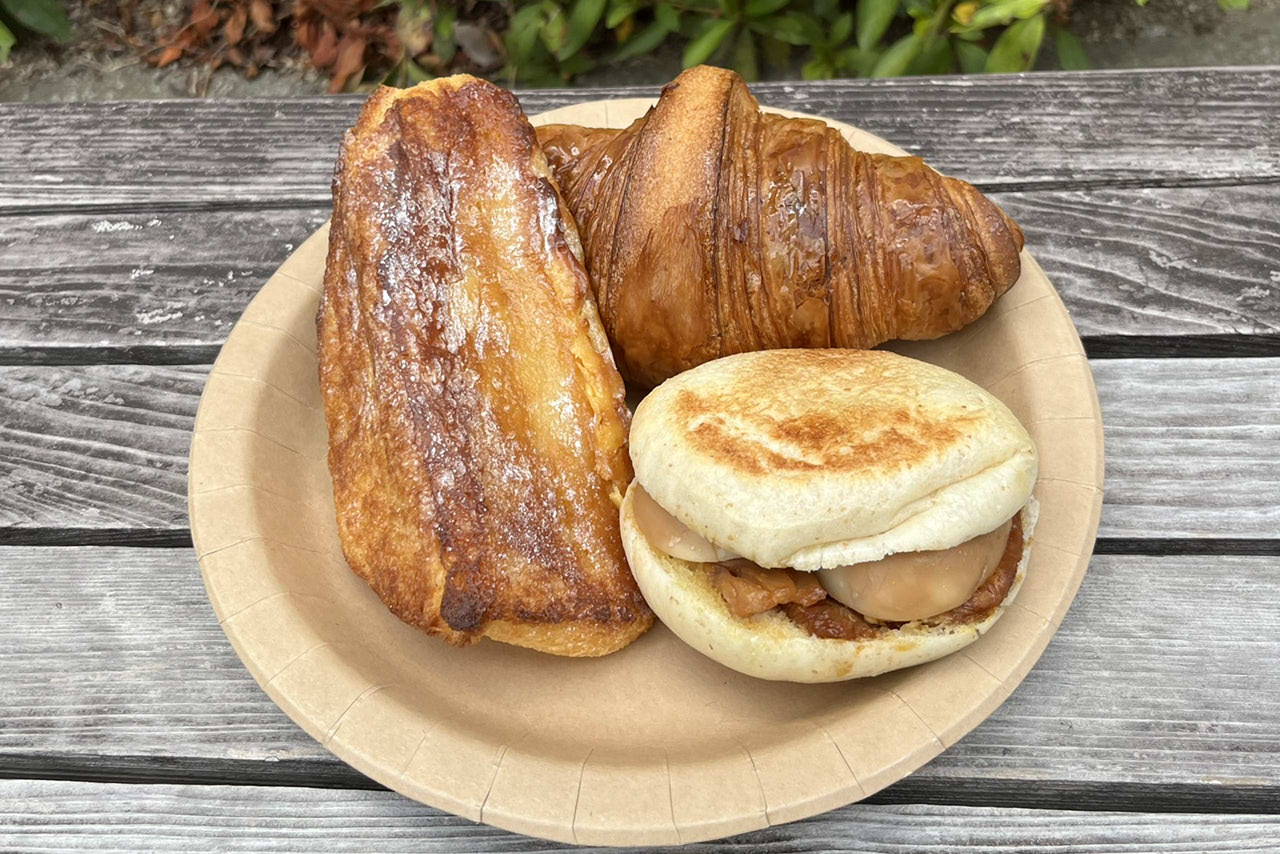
<box><xmin>632</xmin><ymin>485</ymin><xmax>1023</xmax><ymax>640</ymax></box>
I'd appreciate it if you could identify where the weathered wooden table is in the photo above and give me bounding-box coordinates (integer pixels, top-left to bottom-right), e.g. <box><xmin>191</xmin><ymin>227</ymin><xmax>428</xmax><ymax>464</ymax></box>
<box><xmin>2</xmin><ymin>67</ymin><xmax>1278</xmax><ymax>851</ymax></box>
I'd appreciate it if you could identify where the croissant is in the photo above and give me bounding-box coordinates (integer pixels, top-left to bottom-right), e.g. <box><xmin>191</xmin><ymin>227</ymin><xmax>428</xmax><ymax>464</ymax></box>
<box><xmin>536</xmin><ymin>65</ymin><xmax>1026</xmax><ymax>387</ymax></box>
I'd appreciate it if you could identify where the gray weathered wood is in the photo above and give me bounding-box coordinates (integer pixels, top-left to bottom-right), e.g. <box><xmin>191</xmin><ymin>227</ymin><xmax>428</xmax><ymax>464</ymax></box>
<box><xmin>0</xmin><ymin>208</ymin><xmax>329</xmax><ymax>356</ymax></box>
<box><xmin>1</xmin><ymin>359</ymin><xmax>1275</xmax><ymax>538</ymax></box>
<box><xmin>2</xmin><ymin>186</ymin><xmax>1277</xmax><ymax>358</ymax></box>
<box><xmin>2</xmin><ymin>547</ymin><xmax>1278</xmax><ymax>795</ymax></box>
<box><xmin>3</xmin><ymin>779</ymin><xmax>1280</xmax><ymax>852</ymax></box>
<box><xmin>2</xmin><ymin>68</ymin><xmax>1277</xmax><ymax>212</ymax></box>
<box><xmin>0</xmin><ymin>365</ymin><xmax>205</xmax><ymax>531</ymax></box>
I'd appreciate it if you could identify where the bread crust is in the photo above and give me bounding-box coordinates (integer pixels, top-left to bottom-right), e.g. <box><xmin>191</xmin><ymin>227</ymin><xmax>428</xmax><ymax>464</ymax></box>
<box><xmin>318</xmin><ymin>75</ymin><xmax>652</xmax><ymax>656</ymax></box>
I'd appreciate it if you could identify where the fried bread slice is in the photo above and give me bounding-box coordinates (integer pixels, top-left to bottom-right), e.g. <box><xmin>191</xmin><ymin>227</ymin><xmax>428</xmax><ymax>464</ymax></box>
<box><xmin>317</xmin><ymin>75</ymin><xmax>652</xmax><ymax>656</ymax></box>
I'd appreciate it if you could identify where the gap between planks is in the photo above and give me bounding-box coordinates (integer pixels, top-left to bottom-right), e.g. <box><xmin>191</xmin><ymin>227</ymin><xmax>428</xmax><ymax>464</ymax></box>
<box><xmin>1</xmin><ymin>753</ymin><xmax>1277</xmax><ymax>816</ymax></box>
<box><xmin>3</xmin><ymin>535</ymin><xmax>1278</xmax><ymax>553</ymax></box>
<box><xmin>1</xmin><ymin>335</ymin><xmax>1277</xmax><ymax>367</ymax></box>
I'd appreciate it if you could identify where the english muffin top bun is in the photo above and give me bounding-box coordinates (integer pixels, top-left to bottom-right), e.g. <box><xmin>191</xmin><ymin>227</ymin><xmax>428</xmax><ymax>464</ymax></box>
<box><xmin>621</xmin><ymin>349</ymin><xmax>1038</xmax><ymax>682</ymax></box>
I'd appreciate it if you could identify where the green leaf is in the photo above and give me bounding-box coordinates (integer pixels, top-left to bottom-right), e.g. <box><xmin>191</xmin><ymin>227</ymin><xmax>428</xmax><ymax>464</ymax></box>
<box><xmin>404</xmin><ymin>58</ymin><xmax>432</xmax><ymax>82</ymax></box>
<box><xmin>732</xmin><ymin>26</ymin><xmax>758</xmax><ymax>80</ymax></box>
<box><xmin>745</xmin><ymin>0</ymin><xmax>789</xmax><ymax>18</ymax></box>
<box><xmin>609</xmin><ymin>17</ymin><xmax>671</xmax><ymax>60</ymax></box>
<box><xmin>985</xmin><ymin>12</ymin><xmax>1045</xmax><ymax>72</ymax></box>
<box><xmin>0</xmin><ymin>0</ymin><xmax>71</xmax><ymax>42</ymax></box>
<box><xmin>953</xmin><ymin>38</ymin><xmax>987</xmax><ymax>73</ymax></box>
<box><xmin>606</xmin><ymin>0</ymin><xmax>642</xmax><ymax>28</ymax></box>
<box><xmin>1053</xmin><ymin>25</ymin><xmax>1088</xmax><ymax>70</ymax></box>
<box><xmin>539</xmin><ymin>1</ymin><xmax>569</xmax><ymax>54</ymax></box>
<box><xmin>905</xmin><ymin>32</ymin><xmax>951</xmax><ymax>74</ymax></box>
<box><xmin>813</xmin><ymin>0</ymin><xmax>838</xmax><ymax>20</ymax></box>
<box><xmin>829</xmin><ymin>11</ymin><xmax>853</xmax><ymax>45</ymax></box>
<box><xmin>802</xmin><ymin>56</ymin><xmax>834</xmax><ymax>79</ymax></box>
<box><xmin>436</xmin><ymin>6</ymin><xmax>455</xmax><ymax>39</ymax></box>
<box><xmin>903</xmin><ymin>0</ymin><xmax>931</xmax><ymax>18</ymax></box>
<box><xmin>837</xmin><ymin>44</ymin><xmax>879</xmax><ymax>76</ymax></box>
<box><xmin>557</xmin><ymin>0</ymin><xmax>607</xmax><ymax>60</ymax></box>
<box><xmin>655</xmin><ymin>2</ymin><xmax>680</xmax><ymax>31</ymax></box>
<box><xmin>507</xmin><ymin>4</ymin><xmax>549</xmax><ymax>63</ymax></box>
<box><xmin>870</xmin><ymin>31</ymin><xmax>920</xmax><ymax>76</ymax></box>
<box><xmin>953</xmin><ymin>0</ymin><xmax>1046</xmax><ymax>33</ymax></box>
<box><xmin>0</xmin><ymin>20</ymin><xmax>14</xmax><ymax>65</ymax></box>
<box><xmin>434</xmin><ymin>7</ymin><xmax>457</xmax><ymax>63</ymax></box>
<box><xmin>1134</xmin><ymin>0</ymin><xmax>1149</xmax><ymax>5</ymax></box>
<box><xmin>683</xmin><ymin>18</ymin><xmax>735</xmax><ymax>66</ymax></box>
<box><xmin>856</xmin><ymin>0</ymin><xmax>899</xmax><ymax>50</ymax></box>
<box><xmin>1218</xmin><ymin>0</ymin><xmax>1249</xmax><ymax>9</ymax></box>
<box><xmin>753</xmin><ymin>11</ymin><xmax>823</xmax><ymax>45</ymax></box>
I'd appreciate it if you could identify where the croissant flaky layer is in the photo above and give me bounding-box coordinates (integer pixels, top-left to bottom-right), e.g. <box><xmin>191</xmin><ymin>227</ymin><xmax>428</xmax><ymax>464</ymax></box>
<box><xmin>537</xmin><ymin>65</ymin><xmax>1026</xmax><ymax>387</ymax></box>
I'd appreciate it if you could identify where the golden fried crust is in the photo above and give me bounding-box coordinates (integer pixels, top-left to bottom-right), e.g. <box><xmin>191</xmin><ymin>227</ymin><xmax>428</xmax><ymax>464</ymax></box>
<box><xmin>668</xmin><ymin>350</ymin><xmax>981</xmax><ymax>477</ymax></box>
<box><xmin>317</xmin><ymin>75</ymin><xmax>652</xmax><ymax>656</ymax></box>
<box><xmin>537</xmin><ymin>65</ymin><xmax>1026</xmax><ymax>387</ymax></box>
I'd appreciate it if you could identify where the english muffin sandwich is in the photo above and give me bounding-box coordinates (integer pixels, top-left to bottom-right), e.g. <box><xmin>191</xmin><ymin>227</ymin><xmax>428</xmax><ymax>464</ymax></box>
<box><xmin>620</xmin><ymin>349</ymin><xmax>1038</xmax><ymax>682</ymax></box>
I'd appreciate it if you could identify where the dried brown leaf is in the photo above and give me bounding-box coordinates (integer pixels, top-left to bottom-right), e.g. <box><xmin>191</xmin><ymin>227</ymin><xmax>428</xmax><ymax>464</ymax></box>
<box><xmin>310</xmin><ymin>19</ymin><xmax>340</xmax><ymax>66</ymax></box>
<box><xmin>153</xmin><ymin>44</ymin><xmax>184</xmax><ymax>67</ymax></box>
<box><xmin>223</xmin><ymin>5</ymin><xmax>247</xmax><ymax>45</ymax></box>
<box><xmin>329</xmin><ymin>33</ymin><xmax>366</xmax><ymax>92</ymax></box>
<box><xmin>297</xmin><ymin>17</ymin><xmax>318</xmax><ymax>52</ymax></box>
<box><xmin>189</xmin><ymin>0</ymin><xmax>219</xmax><ymax>40</ymax></box>
<box><xmin>249</xmin><ymin>0</ymin><xmax>277</xmax><ymax>35</ymax></box>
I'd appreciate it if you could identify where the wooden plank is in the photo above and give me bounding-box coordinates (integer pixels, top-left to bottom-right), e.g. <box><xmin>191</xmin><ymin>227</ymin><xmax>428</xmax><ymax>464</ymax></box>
<box><xmin>2</xmin><ymin>185</ymin><xmax>1277</xmax><ymax>358</ymax></box>
<box><xmin>1</xmin><ymin>547</ymin><xmax>1277</xmax><ymax>795</ymax></box>
<box><xmin>2</xmin><ymin>781</ymin><xmax>1280</xmax><ymax>852</ymax></box>
<box><xmin>0</xmin><ymin>208</ymin><xmax>329</xmax><ymax>358</ymax></box>
<box><xmin>0</xmin><ymin>365</ymin><xmax>205</xmax><ymax>532</ymax></box>
<box><xmin>1</xmin><ymin>359</ymin><xmax>1274</xmax><ymax>539</ymax></box>
<box><xmin>1</xmin><ymin>68</ymin><xmax>1277</xmax><ymax>211</ymax></box>
<box><xmin>1092</xmin><ymin>359</ymin><xmax>1280</xmax><ymax>539</ymax></box>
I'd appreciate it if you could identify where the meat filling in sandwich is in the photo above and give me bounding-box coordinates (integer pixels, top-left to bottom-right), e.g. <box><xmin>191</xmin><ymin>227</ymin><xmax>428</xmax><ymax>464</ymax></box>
<box><xmin>632</xmin><ymin>484</ymin><xmax>1022</xmax><ymax>639</ymax></box>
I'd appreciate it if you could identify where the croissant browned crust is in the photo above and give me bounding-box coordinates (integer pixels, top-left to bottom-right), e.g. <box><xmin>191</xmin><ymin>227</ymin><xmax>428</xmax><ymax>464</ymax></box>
<box><xmin>536</xmin><ymin>65</ymin><xmax>1026</xmax><ymax>387</ymax></box>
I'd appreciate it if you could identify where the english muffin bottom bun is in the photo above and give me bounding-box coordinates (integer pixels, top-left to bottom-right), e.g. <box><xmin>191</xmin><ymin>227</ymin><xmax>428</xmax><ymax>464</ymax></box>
<box><xmin>623</xmin><ymin>349</ymin><xmax>1040</xmax><ymax>683</ymax></box>
<box><xmin>621</xmin><ymin>487</ymin><xmax>1037</xmax><ymax>682</ymax></box>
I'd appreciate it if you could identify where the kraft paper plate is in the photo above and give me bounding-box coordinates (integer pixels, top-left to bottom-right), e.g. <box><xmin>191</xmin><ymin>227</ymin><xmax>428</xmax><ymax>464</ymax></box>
<box><xmin>188</xmin><ymin>98</ymin><xmax>1104</xmax><ymax>846</ymax></box>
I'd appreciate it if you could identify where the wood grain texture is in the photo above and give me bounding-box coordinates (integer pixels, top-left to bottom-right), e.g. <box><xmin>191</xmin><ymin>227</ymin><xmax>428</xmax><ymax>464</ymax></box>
<box><xmin>3</xmin><ymin>781</ymin><xmax>1280</xmax><ymax>853</ymax></box>
<box><xmin>1</xmin><ymin>69</ymin><xmax>1277</xmax><ymax>212</ymax></box>
<box><xmin>14</xmin><ymin>779</ymin><xmax>1280</xmax><ymax>852</ymax></box>
<box><xmin>0</xmin><ymin>359</ymin><xmax>1274</xmax><ymax>538</ymax></box>
<box><xmin>1091</xmin><ymin>359</ymin><xmax>1280</xmax><ymax>538</ymax></box>
<box><xmin>2</xmin><ymin>788</ymin><xmax>1280</xmax><ymax>854</ymax></box>
<box><xmin>0</xmin><ymin>365</ymin><xmax>205</xmax><ymax>531</ymax></box>
<box><xmin>2</xmin><ymin>547</ymin><xmax>1277</xmax><ymax>794</ymax></box>
<box><xmin>0</xmin><ymin>208</ymin><xmax>329</xmax><ymax>357</ymax></box>
<box><xmin>1</xmin><ymin>185</ymin><xmax>1277</xmax><ymax>358</ymax></box>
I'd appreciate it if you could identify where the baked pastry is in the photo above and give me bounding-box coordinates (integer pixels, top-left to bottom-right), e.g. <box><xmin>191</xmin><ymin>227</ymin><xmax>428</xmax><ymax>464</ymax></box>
<box><xmin>317</xmin><ymin>75</ymin><xmax>653</xmax><ymax>657</ymax></box>
<box><xmin>620</xmin><ymin>349</ymin><xmax>1038</xmax><ymax>682</ymax></box>
<box><xmin>537</xmin><ymin>65</ymin><xmax>1027</xmax><ymax>386</ymax></box>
